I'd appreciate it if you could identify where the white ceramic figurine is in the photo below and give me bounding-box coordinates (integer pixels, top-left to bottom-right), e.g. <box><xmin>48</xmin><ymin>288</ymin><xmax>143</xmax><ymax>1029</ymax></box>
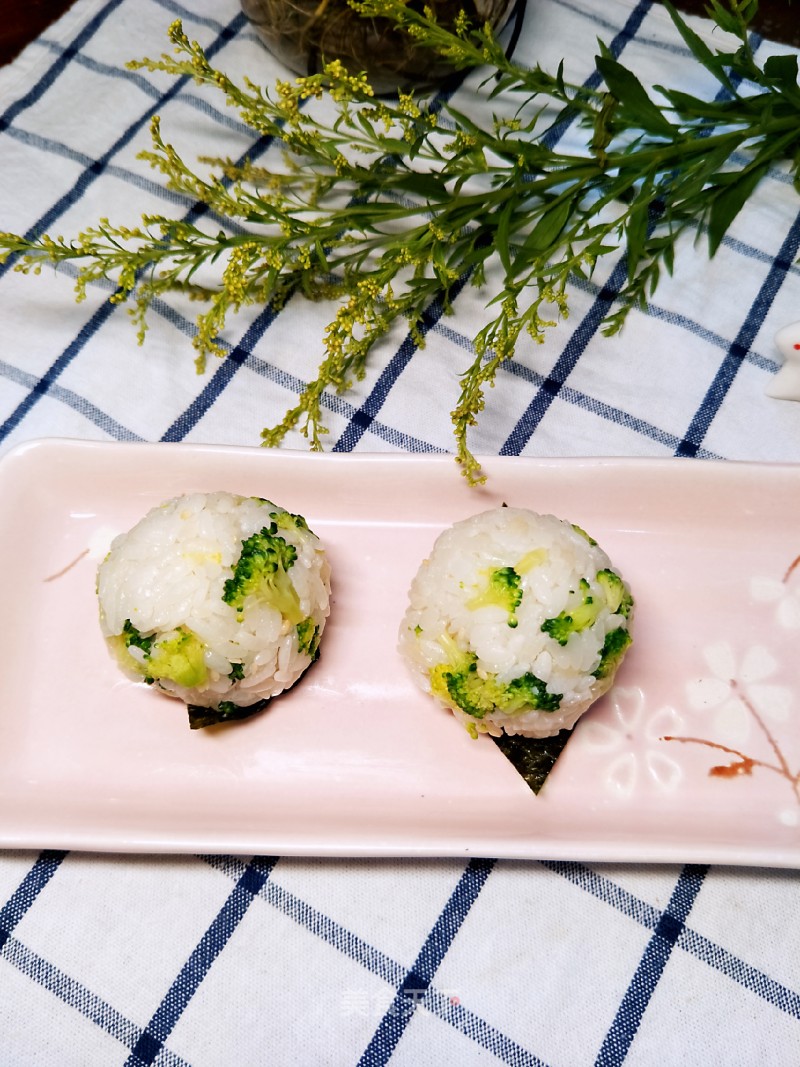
<box><xmin>767</xmin><ymin>321</ymin><xmax>800</xmax><ymax>401</ymax></box>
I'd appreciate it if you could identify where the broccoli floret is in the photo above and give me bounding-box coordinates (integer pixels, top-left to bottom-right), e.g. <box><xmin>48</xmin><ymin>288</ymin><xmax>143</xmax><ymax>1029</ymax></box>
<box><xmin>146</xmin><ymin>628</ymin><xmax>208</xmax><ymax>688</ymax></box>
<box><xmin>122</xmin><ymin>619</ymin><xmax>153</xmax><ymax>654</ymax></box>
<box><xmin>596</xmin><ymin>569</ymin><xmax>634</xmax><ymax>617</ymax></box>
<box><xmin>431</xmin><ymin>656</ymin><xmax>505</xmax><ymax>719</ymax></box>
<box><xmin>116</xmin><ymin>623</ymin><xmax>208</xmax><ymax>688</ymax></box>
<box><xmin>272</xmin><ymin>508</ymin><xmax>310</xmax><ymax>533</ymax></box>
<box><xmin>593</xmin><ymin>626</ymin><xmax>633</xmax><ymax>679</ymax></box>
<box><xmin>541</xmin><ymin>578</ymin><xmax>602</xmax><ymax>645</ymax></box>
<box><xmin>505</xmin><ymin>672</ymin><xmax>563</xmax><ymax>712</ymax></box>
<box><xmin>429</xmin><ymin>647</ymin><xmax>562</xmax><ymax>721</ymax></box>
<box><xmin>467</xmin><ymin>566</ymin><xmax>523</xmax><ymax>627</ymax></box>
<box><xmin>296</xmin><ymin>617</ymin><xmax>321</xmax><ymax>659</ymax></box>
<box><xmin>222</xmin><ymin>525</ymin><xmax>303</xmax><ymax>624</ymax></box>
<box><xmin>572</xmin><ymin>524</ymin><xmax>597</xmax><ymax>546</ymax></box>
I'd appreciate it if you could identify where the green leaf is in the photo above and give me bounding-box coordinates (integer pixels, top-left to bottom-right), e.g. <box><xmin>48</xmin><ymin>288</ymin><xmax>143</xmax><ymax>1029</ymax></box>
<box><xmin>521</xmin><ymin>197</ymin><xmax>573</xmax><ymax>257</ymax></box>
<box><xmin>624</xmin><ymin>198</ymin><xmax>650</xmax><ymax>282</ymax></box>
<box><xmin>707</xmin><ymin>162</ymin><xmax>770</xmax><ymax>255</ymax></box>
<box><xmin>395</xmin><ymin>171</ymin><xmax>448</xmax><ymax>201</ymax></box>
<box><xmin>595</xmin><ymin>56</ymin><xmax>675</xmax><ymax>137</ymax></box>
<box><xmin>763</xmin><ymin>54</ymin><xmax>800</xmax><ymax>108</ymax></box>
<box><xmin>704</xmin><ymin>0</ymin><xmax>758</xmax><ymax>38</ymax></box>
<box><xmin>660</xmin><ymin>0</ymin><xmax>735</xmax><ymax>94</ymax></box>
<box><xmin>764</xmin><ymin>53</ymin><xmax>799</xmax><ymax>85</ymax></box>
<box><xmin>494</xmin><ymin>198</ymin><xmax>516</xmax><ymax>277</ymax></box>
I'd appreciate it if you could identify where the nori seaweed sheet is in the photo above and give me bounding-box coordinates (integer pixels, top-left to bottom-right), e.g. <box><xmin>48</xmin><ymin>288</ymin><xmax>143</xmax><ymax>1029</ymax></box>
<box><xmin>187</xmin><ymin>698</ymin><xmax>270</xmax><ymax>730</ymax></box>
<box><xmin>184</xmin><ymin>653</ymin><xmax>324</xmax><ymax>729</ymax></box>
<box><xmin>491</xmin><ymin>729</ymin><xmax>573</xmax><ymax>794</ymax></box>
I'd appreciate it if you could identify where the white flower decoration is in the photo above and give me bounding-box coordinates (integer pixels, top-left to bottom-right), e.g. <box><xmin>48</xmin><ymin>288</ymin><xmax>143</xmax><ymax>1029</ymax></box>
<box><xmin>686</xmin><ymin>641</ymin><xmax>793</xmax><ymax>747</ymax></box>
<box><xmin>750</xmin><ymin>557</ymin><xmax>800</xmax><ymax>630</ymax></box>
<box><xmin>577</xmin><ymin>687</ymin><xmax>684</xmax><ymax>798</ymax></box>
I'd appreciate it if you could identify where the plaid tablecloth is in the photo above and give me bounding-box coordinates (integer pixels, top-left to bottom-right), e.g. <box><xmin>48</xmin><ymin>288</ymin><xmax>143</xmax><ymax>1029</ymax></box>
<box><xmin>1</xmin><ymin>0</ymin><xmax>799</xmax><ymax>1064</ymax></box>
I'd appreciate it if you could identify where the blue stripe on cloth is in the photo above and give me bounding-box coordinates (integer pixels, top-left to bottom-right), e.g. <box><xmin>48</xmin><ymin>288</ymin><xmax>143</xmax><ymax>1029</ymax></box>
<box><xmin>0</xmin><ymin>297</ymin><xmax>122</xmax><ymax>444</ymax></box>
<box><xmin>566</xmin><ymin>272</ymin><xmax>782</xmax><ymax>376</ymax></box>
<box><xmin>500</xmin><ymin>355</ymin><xmax>723</xmax><ymax>457</ymax></box>
<box><xmin>430</xmin><ymin>315</ymin><xmax>722</xmax><ymax>456</ymax></box>
<box><xmin>678</xmin><ymin>926</ymin><xmax>800</xmax><ymax>1020</ymax></box>
<box><xmin>675</xmin><ymin>207</ymin><xmax>800</xmax><ymax>456</ymax></box>
<box><xmin>0</xmin><ymin>851</ymin><xmax>66</xmax><ymax>952</ymax></box>
<box><xmin>152</xmin><ymin>0</ymin><xmax>237</xmax><ymax>34</ymax></box>
<box><xmin>499</xmin><ymin>256</ymin><xmax>630</xmax><ymax>456</ymax></box>
<box><xmin>203</xmin><ymin>856</ymin><xmax>409</xmax><ymax>984</ymax></box>
<box><xmin>2</xmin><ymin>124</ymin><xmax>196</xmax><ymax>210</ymax></box>
<box><xmin>554</xmin><ymin>0</ymin><xmax>652</xmax><ymax>45</ymax></box>
<box><xmin>0</xmin><ymin>357</ymin><xmax>145</xmax><ymax>441</ymax></box>
<box><xmin>124</xmin><ymin>855</ymin><xmax>277</xmax><ymax>1067</ymax></box>
<box><xmin>153</xmin><ymin>296</ymin><xmax>450</xmax><ymax>453</ymax></box>
<box><xmin>594</xmin><ymin>864</ymin><xmax>709</xmax><ymax>1067</ymax></box>
<box><xmin>416</xmin><ymin>989</ymin><xmax>549</xmax><ymax>1067</ymax></box>
<box><xmin>0</xmin><ymin>9</ymin><xmax>246</xmax><ymax>281</ymax></box>
<box><xmin>502</xmin><ymin>24</ymin><xmax>753</xmax><ymax>459</ymax></box>
<box><xmin>357</xmin><ymin>858</ymin><xmax>495</xmax><ymax>1067</ymax></box>
<box><xmin>33</xmin><ymin>38</ymin><xmax>256</xmax><ymax>138</ymax></box>
<box><xmin>159</xmin><ymin>301</ymin><xmax>280</xmax><ymax>441</ymax></box>
<box><xmin>330</xmin><ymin>0</ymin><xmax>652</xmax><ymax>455</ymax></box>
<box><xmin>1</xmin><ymin>935</ymin><xmax>191</xmax><ymax>1067</ymax></box>
<box><xmin>24</xmin><ymin>258</ymin><xmax>444</xmax><ymax>452</ymax></box>
<box><xmin>0</xmin><ymin>13</ymin><xmax>257</xmax><ymax>446</ymax></box>
<box><xmin>3</xmin><ymin>123</ymin><xmax>251</xmax><ymax>239</ymax></box>
<box><xmin>205</xmin><ymin>855</ymin><xmax>547</xmax><ymax>1065</ymax></box>
<box><xmin>331</xmin><ymin>277</ymin><xmax>473</xmax><ymax>454</ymax></box>
<box><xmin>543</xmin><ymin>861</ymin><xmax>800</xmax><ymax>1021</ymax></box>
<box><xmin>0</xmin><ymin>0</ymin><xmax>125</xmax><ymax>134</ymax></box>
<box><xmin>541</xmin><ymin>0</ymin><xmax>653</xmax><ymax>146</ymax></box>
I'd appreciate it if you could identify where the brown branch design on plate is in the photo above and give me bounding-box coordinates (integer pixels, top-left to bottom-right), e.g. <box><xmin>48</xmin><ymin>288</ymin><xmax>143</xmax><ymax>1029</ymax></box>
<box><xmin>663</xmin><ymin>680</ymin><xmax>800</xmax><ymax>805</ymax></box>
<box><xmin>783</xmin><ymin>552</ymin><xmax>800</xmax><ymax>585</ymax></box>
<box><xmin>661</xmin><ymin>553</ymin><xmax>800</xmax><ymax>805</ymax></box>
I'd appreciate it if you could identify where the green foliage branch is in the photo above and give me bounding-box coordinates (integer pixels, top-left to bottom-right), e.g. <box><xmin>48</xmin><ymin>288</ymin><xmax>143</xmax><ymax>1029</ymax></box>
<box><xmin>1</xmin><ymin>0</ymin><xmax>799</xmax><ymax>480</ymax></box>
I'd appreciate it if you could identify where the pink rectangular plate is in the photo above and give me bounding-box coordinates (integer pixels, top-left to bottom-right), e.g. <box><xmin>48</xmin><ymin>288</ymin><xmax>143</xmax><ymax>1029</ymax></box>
<box><xmin>0</xmin><ymin>438</ymin><xmax>798</xmax><ymax>866</ymax></box>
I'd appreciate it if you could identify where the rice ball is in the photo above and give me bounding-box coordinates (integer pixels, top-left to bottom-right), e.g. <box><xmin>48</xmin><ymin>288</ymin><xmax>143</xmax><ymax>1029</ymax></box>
<box><xmin>398</xmin><ymin>507</ymin><xmax>633</xmax><ymax>739</ymax></box>
<box><xmin>97</xmin><ymin>492</ymin><xmax>331</xmax><ymax>727</ymax></box>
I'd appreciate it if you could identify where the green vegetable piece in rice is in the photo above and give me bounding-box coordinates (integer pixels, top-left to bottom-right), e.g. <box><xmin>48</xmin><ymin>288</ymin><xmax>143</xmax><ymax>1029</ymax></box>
<box><xmin>467</xmin><ymin>566</ymin><xmax>523</xmax><ymax>628</ymax></box>
<box><xmin>429</xmin><ymin>636</ymin><xmax>562</xmax><ymax>729</ymax></box>
<box><xmin>596</xmin><ymin>569</ymin><xmax>634</xmax><ymax>617</ymax></box>
<box><xmin>223</xmin><ymin>525</ymin><xmax>303</xmax><ymax>623</ymax></box>
<box><xmin>122</xmin><ymin>618</ymin><xmax>153</xmax><ymax>655</ymax></box>
<box><xmin>593</xmin><ymin>626</ymin><xmax>633</xmax><ymax>680</ymax></box>
<box><xmin>114</xmin><ymin>621</ymin><xmax>207</xmax><ymax>686</ymax></box>
<box><xmin>296</xmin><ymin>617</ymin><xmax>322</xmax><ymax>659</ymax></box>
<box><xmin>540</xmin><ymin>578</ymin><xmax>602</xmax><ymax>646</ymax></box>
<box><xmin>272</xmin><ymin>508</ymin><xmax>310</xmax><ymax>533</ymax></box>
<box><xmin>572</xmin><ymin>524</ymin><xmax>597</xmax><ymax>546</ymax></box>
<box><xmin>147</xmin><ymin>628</ymin><xmax>208</xmax><ymax>688</ymax></box>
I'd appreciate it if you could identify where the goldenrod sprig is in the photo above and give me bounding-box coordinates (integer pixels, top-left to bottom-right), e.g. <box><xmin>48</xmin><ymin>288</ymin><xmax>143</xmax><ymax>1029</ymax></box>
<box><xmin>1</xmin><ymin>2</ymin><xmax>798</xmax><ymax>480</ymax></box>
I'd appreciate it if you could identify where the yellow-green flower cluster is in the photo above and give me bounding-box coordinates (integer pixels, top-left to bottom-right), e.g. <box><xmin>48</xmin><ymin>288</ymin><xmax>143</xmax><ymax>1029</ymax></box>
<box><xmin>0</xmin><ymin>1</ymin><xmax>794</xmax><ymax>484</ymax></box>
